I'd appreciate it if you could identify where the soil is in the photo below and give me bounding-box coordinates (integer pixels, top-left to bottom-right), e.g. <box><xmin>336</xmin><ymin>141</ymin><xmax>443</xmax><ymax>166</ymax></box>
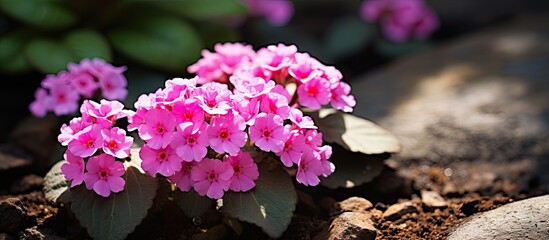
<box><xmin>1</xmin><ymin>152</ymin><xmax>545</xmax><ymax>240</ymax></box>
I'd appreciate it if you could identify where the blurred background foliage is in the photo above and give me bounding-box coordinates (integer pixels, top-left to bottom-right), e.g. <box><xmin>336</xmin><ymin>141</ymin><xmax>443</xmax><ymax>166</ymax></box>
<box><xmin>1</xmin><ymin>0</ymin><xmax>548</xmax><ymax>142</ymax></box>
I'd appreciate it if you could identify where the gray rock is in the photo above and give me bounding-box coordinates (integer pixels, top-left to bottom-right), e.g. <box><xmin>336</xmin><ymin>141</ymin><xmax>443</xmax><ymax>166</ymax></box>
<box><xmin>382</xmin><ymin>201</ymin><xmax>418</xmax><ymax>221</ymax></box>
<box><xmin>351</xmin><ymin>15</ymin><xmax>549</xmax><ymax>193</ymax></box>
<box><xmin>314</xmin><ymin>212</ymin><xmax>377</xmax><ymax>240</ymax></box>
<box><xmin>447</xmin><ymin>194</ymin><xmax>549</xmax><ymax>240</ymax></box>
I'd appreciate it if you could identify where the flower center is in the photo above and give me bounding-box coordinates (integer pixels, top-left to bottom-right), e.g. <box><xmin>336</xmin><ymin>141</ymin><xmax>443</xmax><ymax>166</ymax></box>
<box><xmin>207</xmin><ymin>172</ymin><xmax>216</xmax><ymax>181</ymax></box>
<box><xmin>207</xmin><ymin>100</ymin><xmax>216</xmax><ymax>108</ymax></box>
<box><xmin>233</xmin><ymin>165</ymin><xmax>241</xmax><ymax>175</ymax></box>
<box><xmin>300</xmin><ymin>161</ymin><xmax>308</xmax><ymax>171</ymax></box>
<box><xmin>158</xmin><ymin>151</ymin><xmax>168</xmax><ymax>161</ymax></box>
<box><xmin>307</xmin><ymin>86</ymin><xmax>318</xmax><ymax>96</ymax></box>
<box><xmin>156</xmin><ymin>124</ymin><xmax>165</xmax><ymax>134</ymax></box>
<box><xmin>85</xmin><ymin>139</ymin><xmax>95</xmax><ymax>147</ymax></box>
<box><xmin>184</xmin><ymin>112</ymin><xmax>193</xmax><ymax>120</ymax></box>
<box><xmin>57</xmin><ymin>93</ymin><xmax>66</xmax><ymax>103</ymax></box>
<box><xmin>105</xmin><ymin>82</ymin><xmax>113</xmax><ymax>90</ymax></box>
<box><xmin>99</xmin><ymin>169</ymin><xmax>110</xmax><ymax>179</ymax></box>
<box><xmin>183</xmin><ymin>163</ymin><xmax>193</xmax><ymax>173</ymax></box>
<box><xmin>187</xmin><ymin>136</ymin><xmax>196</xmax><ymax>145</ymax></box>
<box><xmin>219</xmin><ymin>129</ymin><xmax>230</xmax><ymax>140</ymax></box>
<box><xmin>108</xmin><ymin>140</ymin><xmax>118</xmax><ymax>149</ymax></box>
<box><xmin>262</xmin><ymin>129</ymin><xmax>271</xmax><ymax>138</ymax></box>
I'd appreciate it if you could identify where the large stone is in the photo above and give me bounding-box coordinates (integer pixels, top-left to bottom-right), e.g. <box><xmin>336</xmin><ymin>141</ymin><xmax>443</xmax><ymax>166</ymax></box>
<box><xmin>314</xmin><ymin>212</ymin><xmax>377</xmax><ymax>240</ymax></box>
<box><xmin>382</xmin><ymin>201</ymin><xmax>419</xmax><ymax>221</ymax></box>
<box><xmin>331</xmin><ymin>197</ymin><xmax>373</xmax><ymax>215</ymax></box>
<box><xmin>447</xmin><ymin>194</ymin><xmax>549</xmax><ymax>240</ymax></box>
<box><xmin>0</xmin><ymin>198</ymin><xmax>30</xmax><ymax>234</ymax></box>
<box><xmin>351</xmin><ymin>15</ymin><xmax>549</xmax><ymax>193</ymax></box>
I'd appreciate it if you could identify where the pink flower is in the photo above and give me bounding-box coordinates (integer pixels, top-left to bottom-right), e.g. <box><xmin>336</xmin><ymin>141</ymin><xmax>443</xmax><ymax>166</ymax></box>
<box><xmin>208</xmin><ymin>113</ymin><xmax>247</xmax><ymax>156</ymax></box>
<box><xmin>29</xmin><ymin>88</ymin><xmax>51</xmax><ymax>117</ymax></box>
<box><xmin>214</xmin><ymin>42</ymin><xmax>255</xmax><ymax>75</ymax></box>
<box><xmin>304</xmin><ymin>129</ymin><xmax>323</xmax><ymax>150</ymax></box>
<box><xmin>171</xmin><ymin>122</ymin><xmax>209</xmax><ymax>162</ymax></box>
<box><xmin>60</xmin><ymin>150</ymin><xmax>85</xmax><ymax>187</ymax></box>
<box><xmin>49</xmin><ymin>79</ymin><xmax>80</xmax><ymax>116</ymax></box>
<box><xmin>276</xmin><ymin>129</ymin><xmax>306</xmax><ymax>167</ymax></box>
<box><xmin>260</xmin><ymin>92</ymin><xmax>290</xmax><ymax>119</ymax></box>
<box><xmin>84</xmin><ymin>154</ymin><xmax>126</xmax><ymax>197</ymax></box>
<box><xmin>68</xmin><ymin>125</ymin><xmax>104</xmax><ymax>157</ymax></box>
<box><xmin>140</xmin><ymin>145</ymin><xmax>182</xmax><ymax>177</ymax></box>
<box><xmin>288</xmin><ymin>53</ymin><xmax>322</xmax><ymax>83</ymax></box>
<box><xmin>296</xmin><ymin>153</ymin><xmax>323</xmax><ymax>186</ymax></box>
<box><xmin>101</xmin><ymin>127</ymin><xmax>133</xmax><ymax>158</ymax></box>
<box><xmin>191</xmin><ymin>158</ymin><xmax>234</xmax><ymax>199</ymax></box>
<box><xmin>288</xmin><ymin>108</ymin><xmax>317</xmax><ymax>130</ymax></box>
<box><xmin>194</xmin><ymin>83</ymin><xmax>233</xmax><ymax>115</ymax></box>
<box><xmin>171</xmin><ymin>99</ymin><xmax>204</xmax><ymax>125</ymax></box>
<box><xmin>58</xmin><ymin>117</ymin><xmax>90</xmax><ymax>146</ymax></box>
<box><xmin>187</xmin><ymin>50</ymin><xmax>224</xmax><ymax>84</ymax></box>
<box><xmin>249</xmin><ymin>113</ymin><xmax>288</xmax><ymax>153</ymax></box>
<box><xmin>360</xmin><ymin>0</ymin><xmax>439</xmax><ymax>42</ymax></box>
<box><xmin>69</xmin><ymin>72</ymin><xmax>98</xmax><ymax>98</ymax></box>
<box><xmin>98</xmin><ymin>70</ymin><xmax>128</xmax><ymax>100</ymax></box>
<box><xmin>330</xmin><ymin>82</ymin><xmax>356</xmax><ymax>113</ymax></box>
<box><xmin>138</xmin><ymin>108</ymin><xmax>176</xmax><ymax>149</ymax></box>
<box><xmin>243</xmin><ymin>0</ymin><xmax>294</xmax><ymax>26</ymax></box>
<box><xmin>81</xmin><ymin>99</ymin><xmax>125</xmax><ymax>127</ymax></box>
<box><xmin>224</xmin><ymin>151</ymin><xmax>259</xmax><ymax>192</ymax></box>
<box><xmin>169</xmin><ymin>162</ymin><xmax>196</xmax><ymax>192</ymax></box>
<box><xmin>232</xmin><ymin>95</ymin><xmax>260</xmax><ymax>125</ymax></box>
<box><xmin>256</xmin><ymin>43</ymin><xmax>297</xmax><ymax>72</ymax></box>
<box><xmin>127</xmin><ymin>108</ymin><xmax>146</xmax><ymax>132</ymax></box>
<box><xmin>318</xmin><ymin>145</ymin><xmax>335</xmax><ymax>177</ymax></box>
<box><xmin>297</xmin><ymin>76</ymin><xmax>331</xmax><ymax>109</ymax></box>
<box><xmin>230</xmin><ymin>76</ymin><xmax>275</xmax><ymax>99</ymax></box>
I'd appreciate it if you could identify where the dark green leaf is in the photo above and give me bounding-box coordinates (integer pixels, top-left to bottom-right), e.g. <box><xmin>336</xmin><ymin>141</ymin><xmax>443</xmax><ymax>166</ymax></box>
<box><xmin>25</xmin><ymin>38</ymin><xmax>75</xmax><ymax>73</ymax></box>
<box><xmin>157</xmin><ymin>0</ymin><xmax>247</xmax><ymax>20</ymax></box>
<box><xmin>0</xmin><ymin>0</ymin><xmax>76</xmax><ymax>29</ymax></box>
<box><xmin>309</xmin><ymin>109</ymin><xmax>401</xmax><ymax>154</ymax></box>
<box><xmin>221</xmin><ymin>160</ymin><xmax>297</xmax><ymax>238</ymax></box>
<box><xmin>43</xmin><ymin>161</ymin><xmax>70</xmax><ymax>204</ymax></box>
<box><xmin>109</xmin><ymin>17</ymin><xmax>202</xmax><ymax>72</ymax></box>
<box><xmin>70</xmin><ymin>150</ymin><xmax>158</xmax><ymax>240</ymax></box>
<box><xmin>195</xmin><ymin>22</ymin><xmax>240</xmax><ymax>48</ymax></box>
<box><xmin>174</xmin><ymin>190</ymin><xmax>214</xmax><ymax>218</ymax></box>
<box><xmin>0</xmin><ymin>31</ymin><xmax>32</xmax><ymax>74</ymax></box>
<box><xmin>325</xmin><ymin>16</ymin><xmax>373</xmax><ymax>60</ymax></box>
<box><xmin>320</xmin><ymin>145</ymin><xmax>387</xmax><ymax>189</ymax></box>
<box><xmin>64</xmin><ymin>29</ymin><xmax>112</xmax><ymax>62</ymax></box>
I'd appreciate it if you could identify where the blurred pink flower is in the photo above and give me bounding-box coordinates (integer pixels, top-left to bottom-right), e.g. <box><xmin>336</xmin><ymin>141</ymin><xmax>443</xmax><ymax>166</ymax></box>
<box><xmin>360</xmin><ymin>0</ymin><xmax>439</xmax><ymax>42</ymax></box>
<box><xmin>243</xmin><ymin>0</ymin><xmax>294</xmax><ymax>26</ymax></box>
<box><xmin>29</xmin><ymin>88</ymin><xmax>51</xmax><ymax>117</ymax></box>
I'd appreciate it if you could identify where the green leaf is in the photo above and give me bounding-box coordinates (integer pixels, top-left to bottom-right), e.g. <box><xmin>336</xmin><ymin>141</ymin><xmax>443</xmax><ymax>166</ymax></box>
<box><xmin>70</xmin><ymin>150</ymin><xmax>158</xmax><ymax>240</ymax></box>
<box><xmin>109</xmin><ymin>16</ymin><xmax>202</xmax><ymax>72</ymax></box>
<box><xmin>63</xmin><ymin>30</ymin><xmax>112</xmax><ymax>62</ymax></box>
<box><xmin>309</xmin><ymin>109</ymin><xmax>401</xmax><ymax>154</ymax></box>
<box><xmin>43</xmin><ymin>161</ymin><xmax>70</xmax><ymax>204</ymax></box>
<box><xmin>0</xmin><ymin>0</ymin><xmax>76</xmax><ymax>29</ymax></box>
<box><xmin>174</xmin><ymin>190</ymin><xmax>214</xmax><ymax>218</ymax></box>
<box><xmin>195</xmin><ymin>22</ymin><xmax>240</xmax><ymax>49</ymax></box>
<box><xmin>157</xmin><ymin>0</ymin><xmax>247</xmax><ymax>20</ymax></box>
<box><xmin>25</xmin><ymin>38</ymin><xmax>75</xmax><ymax>73</ymax></box>
<box><xmin>0</xmin><ymin>31</ymin><xmax>32</xmax><ymax>74</ymax></box>
<box><xmin>320</xmin><ymin>145</ymin><xmax>387</xmax><ymax>189</ymax></box>
<box><xmin>221</xmin><ymin>160</ymin><xmax>297</xmax><ymax>238</ymax></box>
<box><xmin>325</xmin><ymin>16</ymin><xmax>373</xmax><ymax>60</ymax></box>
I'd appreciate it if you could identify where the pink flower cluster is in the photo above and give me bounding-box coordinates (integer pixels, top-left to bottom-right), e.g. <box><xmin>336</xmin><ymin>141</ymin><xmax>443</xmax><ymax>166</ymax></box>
<box><xmin>29</xmin><ymin>58</ymin><xmax>128</xmax><ymax>117</ymax></box>
<box><xmin>59</xmin><ymin>99</ymin><xmax>133</xmax><ymax>197</ymax></box>
<box><xmin>188</xmin><ymin>42</ymin><xmax>356</xmax><ymax>112</ymax></box>
<box><xmin>242</xmin><ymin>0</ymin><xmax>294</xmax><ymax>26</ymax></box>
<box><xmin>360</xmin><ymin>0</ymin><xmax>439</xmax><ymax>43</ymax></box>
<box><xmin>127</xmin><ymin>75</ymin><xmax>335</xmax><ymax>199</ymax></box>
